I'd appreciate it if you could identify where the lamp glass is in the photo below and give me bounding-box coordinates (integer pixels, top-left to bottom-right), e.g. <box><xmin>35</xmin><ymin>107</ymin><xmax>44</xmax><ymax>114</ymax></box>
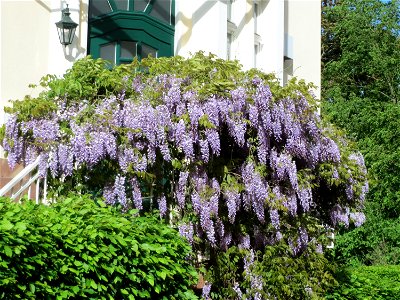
<box><xmin>55</xmin><ymin>6</ymin><xmax>78</xmax><ymax>46</ymax></box>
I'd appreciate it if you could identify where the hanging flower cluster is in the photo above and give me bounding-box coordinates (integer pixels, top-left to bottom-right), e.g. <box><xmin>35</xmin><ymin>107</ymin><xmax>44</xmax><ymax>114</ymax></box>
<box><xmin>2</xmin><ymin>56</ymin><xmax>368</xmax><ymax>258</ymax></box>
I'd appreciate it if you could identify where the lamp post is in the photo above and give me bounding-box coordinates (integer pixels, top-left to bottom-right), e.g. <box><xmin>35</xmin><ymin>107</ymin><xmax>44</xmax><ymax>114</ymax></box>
<box><xmin>55</xmin><ymin>5</ymin><xmax>78</xmax><ymax>46</ymax></box>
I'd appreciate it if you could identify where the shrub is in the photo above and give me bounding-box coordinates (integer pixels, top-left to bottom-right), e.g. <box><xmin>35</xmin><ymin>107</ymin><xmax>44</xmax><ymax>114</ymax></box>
<box><xmin>208</xmin><ymin>242</ymin><xmax>336</xmax><ymax>299</ymax></box>
<box><xmin>0</xmin><ymin>195</ymin><xmax>198</xmax><ymax>299</ymax></box>
<box><xmin>326</xmin><ymin>265</ymin><xmax>400</xmax><ymax>300</ymax></box>
<box><xmin>331</xmin><ymin>215</ymin><xmax>400</xmax><ymax>266</ymax></box>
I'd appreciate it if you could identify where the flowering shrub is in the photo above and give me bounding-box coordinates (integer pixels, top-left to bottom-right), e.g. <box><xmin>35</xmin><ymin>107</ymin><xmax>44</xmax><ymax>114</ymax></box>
<box><xmin>1</xmin><ymin>53</ymin><xmax>368</xmax><ymax>298</ymax></box>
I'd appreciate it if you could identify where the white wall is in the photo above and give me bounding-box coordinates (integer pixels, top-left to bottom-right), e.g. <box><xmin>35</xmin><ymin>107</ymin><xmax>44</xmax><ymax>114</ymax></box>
<box><xmin>256</xmin><ymin>0</ymin><xmax>285</xmax><ymax>82</ymax></box>
<box><xmin>175</xmin><ymin>0</ymin><xmax>228</xmax><ymax>59</ymax></box>
<box><xmin>229</xmin><ymin>0</ymin><xmax>254</xmax><ymax>70</ymax></box>
<box><xmin>0</xmin><ymin>0</ymin><xmax>88</xmax><ymax>158</ymax></box>
<box><xmin>0</xmin><ymin>0</ymin><xmax>88</xmax><ymax>121</ymax></box>
<box><xmin>174</xmin><ymin>0</ymin><xmax>286</xmax><ymax>83</ymax></box>
<box><xmin>1</xmin><ymin>0</ymin><xmax>51</xmax><ymax>113</ymax></box>
<box><xmin>1</xmin><ymin>0</ymin><xmax>320</xmax><ymax>117</ymax></box>
<box><xmin>285</xmin><ymin>0</ymin><xmax>321</xmax><ymax>98</ymax></box>
<box><xmin>175</xmin><ymin>0</ymin><xmax>320</xmax><ymax>95</ymax></box>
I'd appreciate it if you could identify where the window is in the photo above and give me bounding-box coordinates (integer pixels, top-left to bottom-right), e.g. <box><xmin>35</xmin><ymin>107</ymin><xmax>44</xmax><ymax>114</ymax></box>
<box><xmin>89</xmin><ymin>0</ymin><xmax>173</xmax><ymax>24</ymax></box>
<box><xmin>89</xmin><ymin>0</ymin><xmax>112</xmax><ymax>18</ymax></box>
<box><xmin>120</xmin><ymin>41</ymin><xmax>137</xmax><ymax>60</ymax></box>
<box><xmin>99</xmin><ymin>42</ymin><xmax>116</xmax><ymax>65</ymax></box>
<box><xmin>98</xmin><ymin>41</ymin><xmax>157</xmax><ymax>65</ymax></box>
<box><xmin>88</xmin><ymin>0</ymin><xmax>174</xmax><ymax>63</ymax></box>
<box><xmin>140</xmin><ymin>43</ymin><xmax>157</xmax><ymax>59</ymax></box>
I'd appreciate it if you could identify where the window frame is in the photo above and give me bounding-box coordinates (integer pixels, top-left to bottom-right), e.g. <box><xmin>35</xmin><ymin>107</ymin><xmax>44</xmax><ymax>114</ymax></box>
<box><xmin>88</xmin><ymin>0</ymin><xmax>174</xmax><ymax>63</ymax></box>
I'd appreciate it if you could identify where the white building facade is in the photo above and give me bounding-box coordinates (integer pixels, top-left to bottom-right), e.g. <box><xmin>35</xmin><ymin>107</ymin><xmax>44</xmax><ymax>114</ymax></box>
<box><xmin>0</xmin><ymin>0</ymin><xmax>320</xmax><ymax>160</ymax></box>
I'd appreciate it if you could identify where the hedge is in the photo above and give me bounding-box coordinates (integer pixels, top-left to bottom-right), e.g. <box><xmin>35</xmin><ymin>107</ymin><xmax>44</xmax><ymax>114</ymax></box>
<box><xmin>326</xmin><ymin>265</ymin><xmax>400</xmax><ymax>300</ymax></box>
<box><xmin>0</xmin><ymin>195</ymin><xmax>198</xmax><ymax>299</ymax></box>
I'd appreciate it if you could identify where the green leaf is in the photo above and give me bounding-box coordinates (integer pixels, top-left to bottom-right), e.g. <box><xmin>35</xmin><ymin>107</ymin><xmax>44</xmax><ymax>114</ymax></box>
<box><xmin>157</xmin><ymin>270</ymin><xmax>167</xmax><ymax>280</ymax></box>
<box><xmin>72</xmin><ymin>286</ymin><xmax>80</xmax><ymax>294</ymax></box>
<box><xmin>147</xmin><ymin>274</ymin><xmax>155</xmax><ymax>286</ymax></box>
<box><xmin>154</xmin><ymin>284</ymin><xmax>161</xmax><ymax>294</ymax></box>
<box><xmin>91</xmin><ymin>280</ymin><xmax>98</xmax><ymax>290</ymax></box>
<box><xmin>121</xmin><ymin>289</ymin><xmax>129</xmax><ymax>295</ymax></box>
<box><xmin>4</xmin><ymin>246</ymin><xmax>12</xmax><ymax>257</ymax></box>
<box><xmin>1</xmin><ymin>219</ymin><xmax>13</xmax><ymax>231</ymax></box>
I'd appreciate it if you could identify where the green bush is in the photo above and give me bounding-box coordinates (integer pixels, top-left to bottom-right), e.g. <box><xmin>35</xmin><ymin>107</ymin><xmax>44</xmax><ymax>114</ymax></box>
<box><xmin>326</xmin><ymin>265</ymin><xmax>400</xmax><ymax>300</ymax></box>
<box><xmin>332</xmin><ymin>216</ymin><xmax>400</xmax><ymax>266</ymax></box>
<box><xmin>0</xmin><ymin>195</ymin><xmax>198</xmax><ymax>299</ymax></box>
<box><xmin>208</xmin><ymin>242</ymin><xmax>336</xmax><ymax>300</ymax></box>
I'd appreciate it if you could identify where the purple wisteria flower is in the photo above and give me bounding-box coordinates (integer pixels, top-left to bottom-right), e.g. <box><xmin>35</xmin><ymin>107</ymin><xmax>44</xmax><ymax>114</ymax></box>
<box><xmin>2</xmin><ymin>62</ymin><xmax>370</xmax><ymax>278</ymax></box>
<box><xmin>176</xmin><ymin>171</ymin><xmax>189</xmax><ymax>208</ymax></box>
<box><xmin>179</xmin><ymin>223</ymin><xmax>194</xmax><ymax>244</ymax></box>
<box><xmin>239</xmin><ymin>234</ymin><xmax>251</xmax><ymax>250</ymax></box>
<box><xmin>202</xmin><ymin>283</ymin><xmax>211</xmax><ymax>300</ymax></box>
<box><xmin>157</xmin><ymin>194</ymin><xmax>167</xmax><ymax>217</ymax></box>
<box><xmin>241</xmin><ymin>161</ymin><xmax>268</xmax><ymax>223</ymax></box>
<box><xmin>233</xmin><ymin>282</ymin><xmax>243</xmax><ymax>299</ymax></box>
<box><xmin>114</xmin><ymin>175</ymin><xmax>127</xmax><ymax>207</ymax></box>
<box><xmin>131</xmin><ymin>177</ymin><xmax>142</xmax><ymax>210</ymax></box>
<box><xmin>269</xmin><ymin>209</ymin><xmax>280</xmax><ymax>229</ymax></box>
<box><xmin>205</xmin><ymin>129</ymin><xmax>221</xmax><ymax>156</ymax></box>
<box><xmin>224</xmin><ymin>189</ymin><xmax>240</xmax><ymax>223</ymax></box>
<box><xmin>330</xmin><ymin>205</ymin><xmax>350</xmax><ymax>227</ymax></box>
<box><xmin>297</xmin><ymin>186</ymin><xmax>312</xmax><ymax>212</ymax></box>
<box><xmin>350</xmin><ymin>212</ymin><xmax>366</xmax><ymax>227</ymax></box>
<box><xmin>58</xmin><ymin>143</ymin><xmax>74</xmax><ymax>176</ymax></box>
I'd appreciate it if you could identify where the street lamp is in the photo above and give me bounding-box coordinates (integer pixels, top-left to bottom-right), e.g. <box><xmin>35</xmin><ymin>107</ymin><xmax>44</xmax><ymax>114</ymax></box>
<box><xmin>55</xmin><ymin>5</ymin><xmax>78</xmax><ymax>46</ymax></box>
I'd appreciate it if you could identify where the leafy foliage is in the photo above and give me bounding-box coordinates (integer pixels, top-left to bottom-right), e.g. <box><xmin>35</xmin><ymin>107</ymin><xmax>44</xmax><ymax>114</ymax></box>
<box><xmin>326</xmin><ymin>265</ymin><xmax>400</xmax><ymax>300</ymax></box>
<box><xmin>0</xmin><ymin>195</ymin><xmax>198</xmax><ymax>299</ymax></box>
<box><xmin>1</xmin><ymin>53</ymin><xmax>369</xmax><ymax>298</ymax></box>
<box><xmin>324</xmin><ymin>98</ymin><xmax>400</xmax><ymax>217</ymax></box>
<box><xmin>331</xmin><ymin>215</ymin><xmax>400</xmax><ymax>266</ymax></box>
<box><xmin>208</xmin><ymin>241</ymin><xmax>336</xmax><ymax>300</ymax></box>
<box><xmin>321</xmin><ymin>0</ymin><xmax>400</xmax><ymax>274</ymax></box>
<box><xmin>322</xmin><ymin>0</ymin><xmax>400</xmax><ymax>104</ymax></box>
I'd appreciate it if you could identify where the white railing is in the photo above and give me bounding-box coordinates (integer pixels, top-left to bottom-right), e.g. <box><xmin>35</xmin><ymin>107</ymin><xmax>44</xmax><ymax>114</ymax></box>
<box><xmin>0</xmin><ymin>156</ymin><xmax>47</xmax><ymax>204</ymax></box>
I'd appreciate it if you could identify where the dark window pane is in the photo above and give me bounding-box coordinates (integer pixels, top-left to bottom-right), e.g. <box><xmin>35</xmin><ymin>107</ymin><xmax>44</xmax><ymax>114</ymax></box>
<box><xmin>135</xmin><ymin>0</ymin><xmax>150</xmax><ymax>12</ymax></box>
<box><xmin>115</xmin><ymin>0</ymin><xmax>129</xmax><ymax>10</ymax></box>
<box><xmin>100</xmin><ymin>42</ymin><xmax>116</xmax><ymax>64</ymax></box>
<box><xmin>121</xmin><ymin>41</ymin><xmax>137</xmax><ymax>58</ymax></box>
<box><xmin>149</xmin><ymin>0</ymin><xmax>171</xmax><ymax>24</ymax></box>
<box><xmin>141</xmin><ymin>43</ymin><xmax>157</xmax><ymax>58</ymax></box>
<box><xmin>89</xmin><ymin>0</ymin><xmax>112</xmax><ymax>18</ymax></box>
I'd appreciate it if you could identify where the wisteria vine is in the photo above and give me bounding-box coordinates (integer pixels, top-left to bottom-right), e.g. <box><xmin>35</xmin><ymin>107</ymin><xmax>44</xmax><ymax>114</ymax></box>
<box><xmin>2</xmin><ymin>55</ymin><xmax>368</xmax><ymax>298</ymax></box>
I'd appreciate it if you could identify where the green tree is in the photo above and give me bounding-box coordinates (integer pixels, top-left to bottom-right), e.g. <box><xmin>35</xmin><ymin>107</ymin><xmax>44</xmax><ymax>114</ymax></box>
<box><xmin>322</xmin><ymin>0</ymin><xmax>400</xmax><ymax>266</ymax></box>
<box><xmin>322</xmin><ymin>0</ymin><xmax>400</xmax><ymax>103</ymax></box>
